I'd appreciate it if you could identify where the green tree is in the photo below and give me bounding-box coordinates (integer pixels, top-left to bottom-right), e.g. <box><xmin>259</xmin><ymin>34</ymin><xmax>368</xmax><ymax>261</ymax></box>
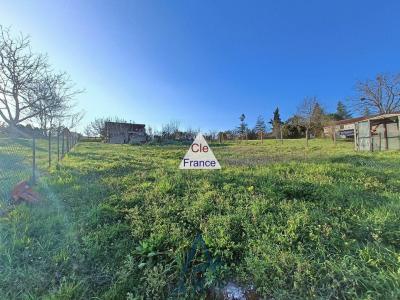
<box><xmin>269</xmin><ymin>107</ymin><xmax>282</xmax><ymax>140</ymax></box>
<box><xmin>237</xmin><ymin>113</ymin><xmax>248</xmax><ymax>141</ymax></box>
<box><xmin>335</xmin><ymin>101</ymin><xmax>352</xmax><ymax>120</ymax></box>
<box><xmin>282</xmin><ymin>115</ymin><xmax>306</xmax><ymax>138</ymax></box>
<box><xmin>254</xmin><ymin>115</ymin><xmax>266</xmax><ymax>142</ymax></box>
<box><xmin>311</xmin><ymin>102</ymin><xmax>326</xmax><ymax>137</ymax></box>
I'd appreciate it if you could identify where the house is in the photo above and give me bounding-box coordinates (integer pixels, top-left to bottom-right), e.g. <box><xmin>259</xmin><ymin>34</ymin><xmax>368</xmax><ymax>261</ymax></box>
<box><xmin>104</xmin><ymin>121</ymin><xmax>146</xmax><ymax>144</ymax></box>
<box><xmin>323</xmin><ymin>116</ymin><xmax>368</xmax><ymax>139</ymax></box>
<box><xmin>354</xmin><ymin>113</ymin><xmax>400</xmax><ymax>151</ymax></box>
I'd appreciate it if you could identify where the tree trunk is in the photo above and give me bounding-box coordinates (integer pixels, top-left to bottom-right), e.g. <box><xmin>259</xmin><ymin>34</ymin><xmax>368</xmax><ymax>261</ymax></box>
<box><xmin>7</xmin><ymin>120</ymin><xmax>19</xmax><ymax>136</ymax></box>
<box><xmin>333</xmin><ymin>127</ymin><xmax>336</xmax><ymax>145</ymax></box>
<box><xmin>306</xmin><ymin>128</ymin><xmax>309</xmax><ymax>147</ymax></box>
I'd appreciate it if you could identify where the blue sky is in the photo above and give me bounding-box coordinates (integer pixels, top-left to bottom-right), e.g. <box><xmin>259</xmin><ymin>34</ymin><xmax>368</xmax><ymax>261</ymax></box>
<box><xmin>1</xmin><ymin>0</ymin><xmax>400</xmax><ymax>132</ymax></box>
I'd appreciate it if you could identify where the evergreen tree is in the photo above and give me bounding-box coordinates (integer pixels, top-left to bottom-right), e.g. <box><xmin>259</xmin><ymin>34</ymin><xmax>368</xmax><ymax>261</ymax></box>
<box><xmin>335</xmin><ymin>101</ymin><xmax>352</xmax><ymax>120</ymax></box>
<box><xmin>237</xmin><ymin>113</ymin><xmax>248</xmax><ymax>140</ymax></box>
<box><xmin>269</xmin><ymin>107</ymin><xmax>282</xmax><ymax>139</ymax></box>
<box><xmin>254</xmin><ymin>115</ymin><xmax>266</xmax><ymax>142</ymax></box>
<box><xmin>311</xmin><ymin>102</ymin><xmax>325</xmax><ymax>137</ymax></box>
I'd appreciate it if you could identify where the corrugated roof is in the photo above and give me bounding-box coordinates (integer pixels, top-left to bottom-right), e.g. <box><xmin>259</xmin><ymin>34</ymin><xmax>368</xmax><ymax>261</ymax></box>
<box><xmin>333</xmin><ymin>112</ymin><xmax>400</xmax><ymax>125</ymax></box>
<box><xmin>366</xmin><ymin>112</ymin><xmax>400</xmax><ymax>121</ymax></box>
<box><xmin>333</xmin><ymin>116</ymin><xmax>368</xmax><ymax>125</ymax></box>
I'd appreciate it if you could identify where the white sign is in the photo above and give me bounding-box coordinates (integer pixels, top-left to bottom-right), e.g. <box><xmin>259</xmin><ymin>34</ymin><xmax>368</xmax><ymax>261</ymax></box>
<box><xmin>179</xmin><ymin>133</ymin><xmax>221</xmax><ymax>169</ymax></box>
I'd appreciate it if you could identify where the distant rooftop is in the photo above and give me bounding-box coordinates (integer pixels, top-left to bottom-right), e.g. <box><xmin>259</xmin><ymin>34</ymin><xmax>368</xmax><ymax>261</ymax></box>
<box><xmin>104</xmin><ymin>121</ymin><xmax>145</xmax><ymax>128</ymax></box>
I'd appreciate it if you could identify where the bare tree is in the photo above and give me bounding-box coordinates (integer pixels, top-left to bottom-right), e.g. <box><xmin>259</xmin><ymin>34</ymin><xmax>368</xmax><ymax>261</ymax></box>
<box><xmin>355</xmin><ymin>73</ymin><xmax>400</xmax><ymax>114</ymax></box>
<box><xmin>32</xmin><ymin>71</ymin><xmax>83</xmax><ymax>133</ymax></box>
<box><xmin>185</xmin><ymin>127</ymin><xmax>199</xmax><ymax>140</ymax></box>
<box><xmin>85</xmin><ymin>116</ymin><xmax>127</xmax><ymax>138</ymax></box>
<box><xmin>0</xmin><ymin>26</ymin><xmax>48</xmax><ymax>129</ymax></box>
<box><xmin>161</xmin><ymin>120</ymin><xmax>180</xmax><ymax>140</ymax></box>
<box><xmin>297</xmin><ymin>97</ymin><xmax>319</xmax><ymax>146</ymax></box>
<box><xmin>324</xmin><ymin>115</ymin><xmax>337</xmax><ymax>145</ymax></box>
<box><xmin>85</xmin><ymin>118</ymin><xmax>106</xmax><ymax>137</ymax></box>
<box><xmin>83</xmin><ymin>125</ymin><xmax>92</xmax><ymax>137</ymax></box>
<box><xmin>64</xmin><ymin>110</ymin><xmax>85</xmax><ymax>131</ymax></box>
<box><xmin>255</xmin><ymin>115</ymin><xmax>266</xmax><ymax>143</ymax></box>
<box><xmin>146</xmin><ymin>125</ymin><xmax>153</xmax><ymax>140</ymax></box>
<box><xmin>207</xmin><ymin>130</ymin><xmax>218</xmax><ymax>141</ymax></box>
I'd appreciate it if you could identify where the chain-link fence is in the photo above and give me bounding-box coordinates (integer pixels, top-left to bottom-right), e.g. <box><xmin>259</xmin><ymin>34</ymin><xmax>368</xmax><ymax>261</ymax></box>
<box><xmin>0</xmin><ymin>128</ymin><xmax>79</xmax><ymax>203</ymax></box>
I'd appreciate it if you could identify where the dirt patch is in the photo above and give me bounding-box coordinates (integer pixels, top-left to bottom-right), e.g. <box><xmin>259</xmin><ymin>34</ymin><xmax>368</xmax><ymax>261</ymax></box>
<box><xmin>11</xmin><ymin>181</ymin><xmax>40</xmax><ymax>204</ymax></box>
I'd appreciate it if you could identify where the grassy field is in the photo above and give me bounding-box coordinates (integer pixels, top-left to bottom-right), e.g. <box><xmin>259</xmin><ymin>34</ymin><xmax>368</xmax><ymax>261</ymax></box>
<box><xmin>0</xmin><ymin>139</ymin><xmax>399</xmax><ymax>299</ymax></box>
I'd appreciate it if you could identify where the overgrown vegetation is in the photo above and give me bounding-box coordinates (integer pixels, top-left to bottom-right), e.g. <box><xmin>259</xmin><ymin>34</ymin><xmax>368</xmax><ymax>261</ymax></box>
<box><xmin>1</xmin><ymin>139</ymin><xmax>399</xmax><ymax>299</ymax></box>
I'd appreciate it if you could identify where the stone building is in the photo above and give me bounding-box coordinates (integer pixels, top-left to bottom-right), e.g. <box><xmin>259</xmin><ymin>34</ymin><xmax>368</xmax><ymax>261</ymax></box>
<box><xmin>104</xmin><ymin>122</ymin><xmax>146</xmax><ymax>144</ymax></box>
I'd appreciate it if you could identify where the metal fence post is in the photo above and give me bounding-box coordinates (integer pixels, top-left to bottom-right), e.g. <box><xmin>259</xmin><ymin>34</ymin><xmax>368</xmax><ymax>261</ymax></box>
<box><xmin>57</xmin><ymin>129</ymin><xmax>60</xmax><ymax>162</ymax></box>
<box><xmin>32</xmin><ymin>132</ymin><xmax>36</xmax><ymax>184</ymax></box>
<box><xmin>48</xmin><ymin>130</ymin><xmax>51</xmax><ymax>168</ymax></box>
<box><xmin>67</xmin><ymin>132</ymin><xmax>70</xmax><ymax>153</ymax></box>
<box><xmin>62</xmin><ymin>130</ymin><xmax>65</xmax><ymax>158</ymax></box>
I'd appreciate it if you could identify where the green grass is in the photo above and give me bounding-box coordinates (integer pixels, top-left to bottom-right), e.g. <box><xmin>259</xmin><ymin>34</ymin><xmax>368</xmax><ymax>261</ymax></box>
<box><xmin>0</xmin><ymin>135</ymin><xmax>69</xmax><ymax>205</ymax></box>
<box><xmin>0</xmin><ymin>139</ymin><xmax>399</xmax><ymax>299</ymax></box>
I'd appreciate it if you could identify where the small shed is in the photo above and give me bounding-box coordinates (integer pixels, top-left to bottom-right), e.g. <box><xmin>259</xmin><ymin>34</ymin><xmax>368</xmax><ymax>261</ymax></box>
<box><xmin>354</xmin><ymin>113</ymin><xmax>400</xmax><ymax>151</ymax></box>
<box><xmin>105</xmin><ymin>122</ymin><xmax>146</xmax><ymax>144</ymax></box>
<box><xmin>323</xmin><ymin>116</ymin><xmax>368</xmax><ymax>139</ymax></box>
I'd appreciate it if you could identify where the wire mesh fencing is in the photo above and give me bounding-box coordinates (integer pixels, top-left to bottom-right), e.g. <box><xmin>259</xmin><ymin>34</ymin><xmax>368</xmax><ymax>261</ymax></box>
<box><xmin>0</xmin><ymin>128</ymin><xmax>79</xmax><ymax>204</ymax></box>
<box><xmin>0</xmin><ymin>137</ymin><xmax>33</xmax><ymax>203</ymax></box>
